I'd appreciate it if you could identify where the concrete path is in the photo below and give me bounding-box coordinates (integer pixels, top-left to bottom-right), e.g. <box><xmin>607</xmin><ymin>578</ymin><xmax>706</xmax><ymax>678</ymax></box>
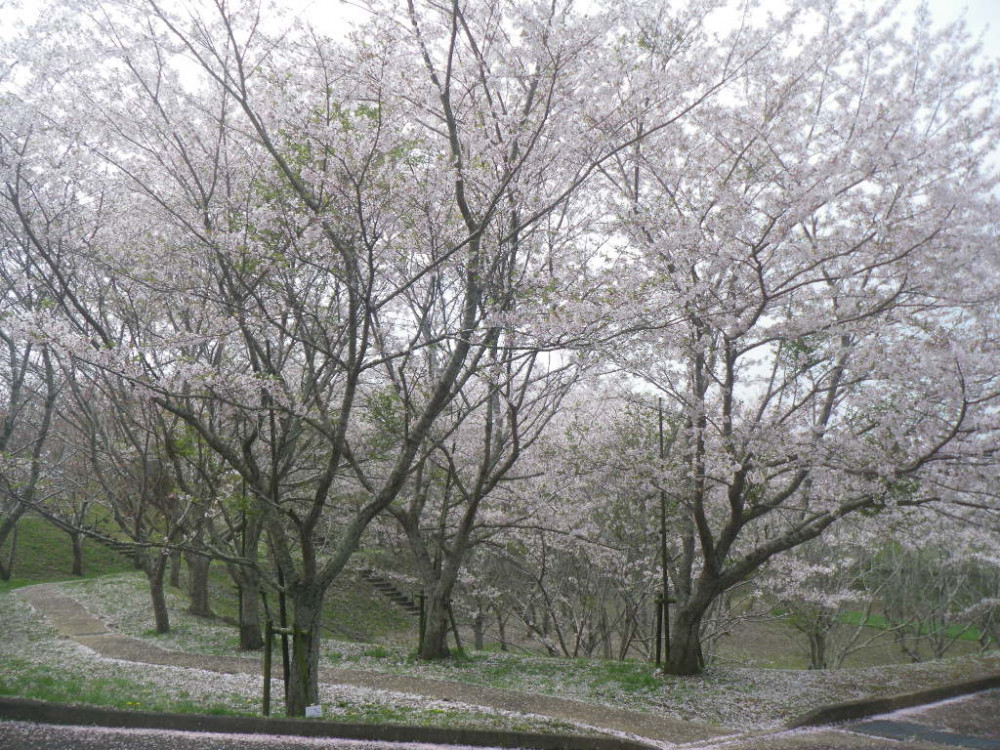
<box><xmin>14</xmin><ymin>583</ymin><xmax>728</xmax><ymax>746</ymax></box>
<box><xmin>691</xmin><ymin>689</ymin><xmax>1000</xmax><ymax>750</ymax></box>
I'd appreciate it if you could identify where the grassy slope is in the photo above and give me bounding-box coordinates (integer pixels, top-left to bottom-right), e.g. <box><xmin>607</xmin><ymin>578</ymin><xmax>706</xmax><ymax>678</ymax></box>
<box><xmin>41</xmin><ymin>571</ymin><xmax>1000</xmax><ymax>731</ymax></box>
<box><xmin>0</xmin><ymin>514</ymin><xmax>134</xmax><ymax>593</ymax></box>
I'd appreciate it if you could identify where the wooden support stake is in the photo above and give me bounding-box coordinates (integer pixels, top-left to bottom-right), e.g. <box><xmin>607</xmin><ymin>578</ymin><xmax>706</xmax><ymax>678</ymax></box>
<box><xmin>654</xmin><ymin>594</ymin><xmax>664</xmax><ymax>667</ymax></box>
<box><xmin>263</xmin><ymin>618</ymin><xmax>273</xmax><ymax>716</ymax></box>
<box><xmin>418</xmin><ymin>590</ymin><xmax>426</xmax><ymax>654</ymax></box>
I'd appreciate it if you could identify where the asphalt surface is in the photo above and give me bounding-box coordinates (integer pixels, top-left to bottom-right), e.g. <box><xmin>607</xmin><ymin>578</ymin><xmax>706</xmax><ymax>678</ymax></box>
<box><xmin>711</xmin><ymin>689</ymin><xmax>1000</xmax><ymax>750</ymax></box>
<box><xmin>0</xmin><ymin>721</ymin><xmax>488</xmax><ymax>749</ymax></box>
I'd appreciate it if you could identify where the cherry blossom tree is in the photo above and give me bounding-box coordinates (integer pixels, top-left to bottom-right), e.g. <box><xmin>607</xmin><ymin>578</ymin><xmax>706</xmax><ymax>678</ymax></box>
<box><xmin>0</xmin><ymin>303</ymin><xmax>57</xmax><ymax>581</ymax></box>
<box><xmin>460</xmin><ymin>389</ymin><xmax>664</xmax><ymax>659</ymax></box>
<box><xmin>604</xmin><ymin>1</ymin><xmax>1000</xmax><ymax>674</ymax></box>
<box><xmin>0</xmin><ymin>146</ymin><xmax>62</xmax><ymax>580</ymax></box>
<box><xmin>2</xmin><ymin>0</ymin><xmax>997</xmax><ymax>707</ymax></box>
<box><xmin>387</xmin><ymin>350</ymin><xmax>578</xmax><ymax>659</ymax></box>
<box><xmin>0</xmin><ymin>0</ymin><xmax>662</xmax><ymax>713</ymax></box>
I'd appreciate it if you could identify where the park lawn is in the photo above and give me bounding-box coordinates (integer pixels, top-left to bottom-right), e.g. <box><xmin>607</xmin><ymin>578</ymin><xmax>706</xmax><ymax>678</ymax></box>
<box><xmin>0</xmin><ymin>515</ymin><xmax>134</xmax><ymax>594</ymax></box>
<box><xmin>0</xmin><ymin>590</ymin><xmax>594</xmax><ymax>736</ymax></box>
<box><xmin>3</xmin><ymin>516</ymin><xmax>998</xmax><ymax>732</ymax></box>
<box><xmin>840</xmin><ymin>610</ymin><xmax>985</xmax><ymax>642</ymax></box>
<box><xmin>13</xmin><ymin>572</ymin><xmax>1000</xmax><ymax>731</ymax></box>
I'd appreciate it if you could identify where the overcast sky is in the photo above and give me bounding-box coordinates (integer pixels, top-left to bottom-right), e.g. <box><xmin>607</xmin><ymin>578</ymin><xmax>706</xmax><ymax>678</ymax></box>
<box><xmin>297</xmin><ymin>0</ymin><xmax>998</xmax><ymax>63</ymax></box>
<box><xmin>917</xmin><ymin>0</ymin><xmax>997</xmax><ymax>58</ymax></box>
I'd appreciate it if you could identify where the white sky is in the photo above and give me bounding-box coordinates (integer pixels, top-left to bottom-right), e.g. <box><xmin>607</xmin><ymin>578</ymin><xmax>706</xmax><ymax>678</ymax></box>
<box><xmin>913</xmin><ymin>0</ymin><xmax>998</xmax><ymax>58</ymax></box>
<box><xmin>291</xmin><ymin>0</ymin><xmax>998</xmax><ymax>63</ymax></box>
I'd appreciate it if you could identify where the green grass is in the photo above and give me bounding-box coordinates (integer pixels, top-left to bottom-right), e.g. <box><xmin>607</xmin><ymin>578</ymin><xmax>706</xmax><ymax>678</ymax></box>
<box><xmin>0</xmin><ymin>590</ymin><xmax>592</xmax><ymax>735</ymax></box>
<box><xmin>0</xmin><ymin>656</ymin><xmax>245</xmax><ymax>716</ymax></box>
<box><xmin>197</xmin><ymin>560</ymin><xmax>415</xmax><ymax>645</ymax></box>
<box><xmin>0</xmin><ymin>515</ymin><xmax>134</xmax><ymax>592</ymax></box>
<box><xmin>840</xmin><ymin>611</ymin><xmax>986</xmax><ymax>642</ymax></box>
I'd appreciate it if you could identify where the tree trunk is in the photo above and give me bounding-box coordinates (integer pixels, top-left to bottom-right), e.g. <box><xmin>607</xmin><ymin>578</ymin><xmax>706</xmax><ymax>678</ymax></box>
<box><xmin>238</xmin><ymin>579</ymin><xmax>264</xmax><ymax>650</ymax></box>
<box><xmin>495</xmin><ymin>604</ymin><xmax>508</xmax><ymax>651</ymax></box>
<box><xmin>420</xmin><ymin>590</ymin><xmax>452</xmax><ymax>659</ymax></box>
<box><xmin>147</xmin><ymin>555</ymin><xmax>170</xmax><ymax>634</ymax></box>
<box><xmin>230</xmin><ymin>514</ymin><xmax>264</xmax><ymax>650</ymax></box>
<box><xmin>665</xmin><ymin>606</ymin><xmax>705</xmax><ymax>675</ymax></box>
<box><xmin>600</xmin><ymin>609</ymin><xmax>612</xmax><ymax>660</ymax></box>
<box><xmin>186</xmin><ymin>552</ymin><xmax>212</xmax><ymax>617</ymax></box>
<box><xmin>169</xmin><ymin>549</ymin><xmax>182</xmax><ymax>588</ymax></box>
<box><xmin>808</xmin><ymin>629</ymin><xmax>828</xmax><ymax>670</ymax></box>
<box><xmin>473</xmin><ymin>612</ymin><xmax>485</xmax><ymax>651</ymax></box>
<box><xmin>0</xmin><ymin>519</ymin><xmax>18</xmax><ymax>581</ymax></box>
<box><xmin>284</xmin><ymin>587</ymin><xmax>324</xmax><ymax>717</ymax></box>
<box><xmin>227</xmin><ymin>563</ymin><xmax>264</xmax><ymax>650</ymax></box>
<box><xmin>71</xmin><ymin>531</ymin><xmax>84</xmax><ymax>577</ymax></box>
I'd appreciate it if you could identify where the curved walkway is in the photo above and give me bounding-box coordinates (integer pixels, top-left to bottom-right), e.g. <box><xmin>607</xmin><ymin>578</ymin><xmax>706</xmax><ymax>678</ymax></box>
<box><xmin>14</xmin><ymin>583</ymin><xmax>729</xmax><ymax>747</ymax></box>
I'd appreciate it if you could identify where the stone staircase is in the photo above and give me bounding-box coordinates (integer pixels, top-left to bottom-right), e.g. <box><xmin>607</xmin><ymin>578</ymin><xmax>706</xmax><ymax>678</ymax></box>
<box><xmin>361</xmin><ymin>569</ymin><xmax>421</xmax><ymax>617</ymax></box>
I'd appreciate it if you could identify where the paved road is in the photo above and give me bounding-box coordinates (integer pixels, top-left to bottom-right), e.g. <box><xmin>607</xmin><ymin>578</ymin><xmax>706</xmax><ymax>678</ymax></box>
<box><xmin>0</xmin><ymin>720</ymin><xmax>489</xmax><ymax>749</ymax></box>
<box><xmin>713</xmin><ymin>689</ymin><xmax>1000</xmax><ymax>750</ymax></box>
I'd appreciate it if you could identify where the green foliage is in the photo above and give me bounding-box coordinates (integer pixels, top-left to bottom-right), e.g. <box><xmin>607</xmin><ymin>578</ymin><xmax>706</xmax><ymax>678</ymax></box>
<box><xmin>590</xmin><ymin>660</ymin><xmax>661</xmax><ymax>693</ymax></box>
<box><xmin>363</xmin><ymin>388</ymin><xmax>406</xmax><ymax>456</ymax></box>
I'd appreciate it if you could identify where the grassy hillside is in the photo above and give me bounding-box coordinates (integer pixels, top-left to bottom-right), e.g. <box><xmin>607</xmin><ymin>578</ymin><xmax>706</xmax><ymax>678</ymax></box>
<box><xmin>2</xmin><ymin>512</ymin><xmax>989</xmax><ymax>669</ymax></box>
<box><xmin>0</xmin><ymin>514</ymin><xmax>134</xmax><ymax>593</ymax></box>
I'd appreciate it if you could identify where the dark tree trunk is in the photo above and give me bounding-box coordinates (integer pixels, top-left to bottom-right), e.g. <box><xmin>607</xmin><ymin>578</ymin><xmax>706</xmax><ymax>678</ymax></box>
<box><xmin>666</xmin><ymin>605</ymin><xmax>705</xmax><ymax>675</ymax></box>
<box><xmin>147</xmin><ymin>555</ymin><xmax>170</xmax><ymax>634</ymax></box>
<box><xmin>284</xmin><ymin>586</ymin><xmax>324</xmax><ymax>717</ymax></box>
<box><xmin>0</xmin><ymin>519</ymin><xmax>18</xmax><ymax>581</ymax></box>
<box><xmin>186</xmin><ymin>552</ymin><xmax>212</xmax><ymax>617</ymax></box>
<box><xmin>227</xmin><ymin>563</ymin><xmax>263</xmax><ymax>650</ymax></box>
<box><xmin>419</xmin><ymin>589</ymin><xmax>452</xmax><ymax>659</ymax></box>
<box><xmin>169</xmin><ymin>549</ymin><xmax>182</xmax><ymax>588</ymax></box>
<box><xmin>238</xmin><ymin>580</ymin><xmax>264</xmax><ymax>650</ymax></box>
<box><xmin>808</xmin><ymin>629</ymin><xmax>828</xmax><ymax>670</ymax></box>
<box><xmin>228</xmin><ymin>514</ymin><xmax>263</xmax><ymax>650</ymax></box>
<box><xmin>495</xmin><ymin>604</ymin><xmax>508</xmax><ymax>651</ymax></box>
<box><xmin>473</xmin><ymin>612</ymin><xmax>485</xmax><ymax>651</ymax></box>
<box><xmin>71</xmin><ymin>531</ymin><xmax>84</xmax><ymax>577</ymax></box>
<box><xmin>600</xmin><ymin>609</ymin><xmax>612</xmax><ymax>660</ymax></box>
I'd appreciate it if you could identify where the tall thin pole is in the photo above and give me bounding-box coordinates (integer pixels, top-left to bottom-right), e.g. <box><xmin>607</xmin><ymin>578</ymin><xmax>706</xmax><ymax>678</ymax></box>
<box><xmin>277</xmin><ymin>565</ymin><xmax>290</xmax><ymax>690</ymax></box>
<box><xmin>263</xmin><ymin>617</ymin><xmax>273</xmax><ymax>716</ymax></box>
<box><xmin>658</xmin><ymin>399</ymin><xmax>670</xmax><ymax>665</ymax></box>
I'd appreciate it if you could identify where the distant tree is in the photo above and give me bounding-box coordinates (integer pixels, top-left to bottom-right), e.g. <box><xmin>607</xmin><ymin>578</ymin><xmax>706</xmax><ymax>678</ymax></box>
<box><xmin>0</xmin><ymin>216</ymin><xmax>59</xmax><ymax>581</ymax></box>
<box><xmin>763</xmin><ymin>520</ymin><xmax>896</xmax><ymax>669</ymax></box>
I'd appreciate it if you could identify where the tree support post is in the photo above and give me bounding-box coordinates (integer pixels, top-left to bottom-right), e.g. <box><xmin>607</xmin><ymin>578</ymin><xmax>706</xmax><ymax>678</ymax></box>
<box><xmin>263</xmin><ymin>620</ymin><xmax>296</xmax><ymax>716</ymax></box>
<box><xmin>263</xmin><ymin>618</ymin><xmax>272</xmax><ymax>716</ymax></box>
<box><xmin>418</xmin><ymin>590</ymin><xmax>426</xmax><ymax>654</ymax></box>
<box><xmin>654</xmin><ymin>593</ymin><xmax>664</xmax><ymax>666</ymax></box>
